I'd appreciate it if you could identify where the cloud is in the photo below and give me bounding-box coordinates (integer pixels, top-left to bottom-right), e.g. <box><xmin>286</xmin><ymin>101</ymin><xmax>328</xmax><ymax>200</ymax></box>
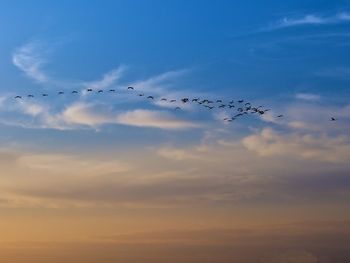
<box><xmin>82</xmin><ymin>66</ymin><xmax>126</xmax><ymax>91</ymax></box>
<box><xmin>242</xmin><ymin>127</ymin><xmax>350</xmax><ymax>163</ymax></box>
<box><xmin>12</xmin><ymin>40</ymin><xmax>49</xmax><ymax>83</ymax></box>
<box><xmin>116</xmin><ymin>109</ymin><xmax>199</xmax><ymax>130</ymax></box>
<box><xmin>295</xmin><ymin>93</ymin><xmax>320</xmax><ymax>101</ymax></box>
<box><xmin>269</xmin><ymin>12</ymin><xmax>350</xmax><ymax>30</ymax></box>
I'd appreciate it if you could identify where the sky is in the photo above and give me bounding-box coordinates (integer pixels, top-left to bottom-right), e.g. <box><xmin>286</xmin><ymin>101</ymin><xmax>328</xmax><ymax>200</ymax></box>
<box><xmin>1</xmin><ymin>1</ymin><xmax>350</xmax><ymax>262</ymax></box>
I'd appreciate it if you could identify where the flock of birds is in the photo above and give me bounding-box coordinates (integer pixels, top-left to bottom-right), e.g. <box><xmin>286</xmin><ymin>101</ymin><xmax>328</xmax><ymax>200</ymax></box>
<box><xmin>13</xmin><ymin>86</ymin><xmax>338</xmax><ymax>122</ymax></box>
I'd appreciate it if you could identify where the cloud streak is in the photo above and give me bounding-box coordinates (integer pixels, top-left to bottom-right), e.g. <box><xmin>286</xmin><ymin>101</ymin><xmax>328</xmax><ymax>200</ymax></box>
<box><xmin>12</xmin><ymin>40</ymin><xmax>49</xmax><ymax>83</ymax></box>
<box><xmin>268</xmin><ymin>12</ymin><xmax>350</xmax><ymax>30</ymax></box>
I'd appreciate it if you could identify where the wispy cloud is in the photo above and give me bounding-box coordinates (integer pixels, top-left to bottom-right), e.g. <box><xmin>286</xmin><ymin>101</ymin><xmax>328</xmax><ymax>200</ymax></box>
<box><xmin>116</xmin><ymin>109</ymin><xmax>199</xmax><ymax>130</ymax></box>
<box><xmin>82</xmin><ymin>66</ymin><xmax>126</xmax><ymax>91</ymax></box>
<box><xmin>12</xmin><ymin>40</ymin><xmax>49</xmax><ymax>83</ymax></box>
<box><xmin>268</xmin><ymin>12</ymin><xmax>350</xmax><ymax>30</ymax></box>
<box><xmin>242</xmin><ymin>127</ymin><xmax>350</xmax><ymax>163</ymax></box>
<box><xmin>295</xmin><ymin>93</ymin><xmax>321</xmax><ymax>101</ymax></box>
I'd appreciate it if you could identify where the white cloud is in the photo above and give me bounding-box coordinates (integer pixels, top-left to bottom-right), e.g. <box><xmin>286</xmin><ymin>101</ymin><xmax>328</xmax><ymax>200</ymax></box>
<box><xmin>242</xmin><ymin>127</ymin><xmax>350</xmax><ymax>163</ymax></box>
<box><xmin>116</xmin><ymin>109</ymin><xmax>199</xmax><ymax>130</ymax></box>
<box><xmin>270</xmin><ymin>12</ymin><xmax>350</xmax><ymax>30</ymax></box>
<box><xmin>295</xmin><ymin>93</ymin><xmax>320</xmax><ymax>101</ymax></box>
<box><xmin>82</xmin><ymin>66</ymin><xmax>126</xmax><ymax>91</ymax></box>
<box><xmin>12</xmin><ymin>40</ymin><xmax>49</xmax><ymax>83</ymax></box>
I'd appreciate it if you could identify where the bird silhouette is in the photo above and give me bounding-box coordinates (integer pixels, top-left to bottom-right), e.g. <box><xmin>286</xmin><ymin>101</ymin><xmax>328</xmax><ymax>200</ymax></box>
<box><xmin>192</xmin><ymin>98</ymin><xmax>199</xmax><ymax>102</ymax></box>
<box><xmin>330</xmin><ymin>117</ymin><xmax>337</xmax><ymax>121</ymax></box>
<box><xmin>127</xmin><ymin>86</ymin><xmax>134</xmax><ymax>90</ymax></box>
<box><xmin>147</xmin><ymin>96</ymin><xmax>154</xmax><ymax>99</ymax></box>
<box><xmin>72</xmin><ymin>91</ymin><xmax>78</xmax><ymax>94</ymax></box>
<box><xmin>42</xmin><ymin>94</ymin><xmax>48</xmax><ymax>97</ymax></box>
<box><xmin>14</xmin><ymin>96</ymin><xmax>22</xmax><ymax>99</ymax></box>
<box><xmin>138</xmin><ymin>93</ymin><xmax>144</xmax><ymax>96</ymax></box>
<box><xmin>58</xmin><ymin>91</ymin><xmax>64</xmax><ymax>95</ymax></box>
<box><xmin>97</xmin><ymin>90</ymin><xmax>103</xmax><ymax>93</ymax></box>
<box><xmin>175</xmin><ymin>107</ymin><xmax>181</xmax><ymax>110</ymax></box>
<box><xmin>87</xmin><ymin>89</ymin><xmax>93</xmax><ymax>92</ymax></box>
<box><xmin>161</xmin><ymin>98</ymin><xmax>167</xmax><ymax>101</ymax></box>
<box><xmin>238</xmin><ymin>100</ymin><xmax>244</xmax><ymax>103</ymax></box>
<box><xmin>109</xmin><ymin>89</ymin><xmax>116</xmax><ymax>92</ymax></box>
<box><xmin>170</xmin><ymin>99</ymin><xmax>176</xmax><ymax>102</ymax></box>
<box><xmin>218</xmin><ymin>104</ymin><xmax>226</xmax><ymax>108</ymax></box>
<box><xmin>181</xmin><ymin>98</ymin><xmax>189</xmax><ymax>103</ymax></box>
<box><xmin>27</xmin><ymin>95</ymin><xmax>34</xmax><ymax>98</ymax></box>
<box><xmin>217</xmin><ymin>100</ymin><xmax>222</xmax><ymax>103</ymax></box>
<box><xmin>228</xmin><ymin>105</ymin><xmax>235</xmax><ymax>108</ymax></box>
<box><xmin>277</xmin><ymin>115</ymin><xmax>283</xmax><ymax>118</ymax></box>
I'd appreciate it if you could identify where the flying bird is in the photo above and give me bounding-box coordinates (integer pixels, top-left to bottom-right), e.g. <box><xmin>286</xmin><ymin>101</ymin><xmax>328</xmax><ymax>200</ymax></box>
<box><xmin>138</xmin><ymin>93</ymin><xmax>144</xmax><ymax>96</ymax></box>
<box><xmin>277</xmin><ymin>115</ymin><xmax>283</xmax><ymax>118</ymax></box>
<box><xmin>87</xmin><ymin>89</ymin><xmax>93</xmax><ymax>92</ymax></box>
<box><xmin>192</xmin><ymin>98</ymin><xmax>199</xmax><ymax>102</ymax></box>
<box><xmin>160</xmin><ymin>98</ymin><xmax>167</xmax><ymax>101</ymax></box>
<box><xmin>127</xmin><ymin>86</ymin><xmax>134</xmax><ymax>90</ymax></box>
<box><xmin>330</xmin><ymin>117</ymin><xmax>337</xmax><ymax>121</ymax></box>
<box><xmin>71</xmin><ymin>90</ymin><xmax>78</xmax><ymax>94</ymax></box>
<box><xmin>42</xmin><ymin>94</ymin><xmax>48</xmax><ymax>97</ymax></box>
<box><xmin>109</xmin><ymin>89</ymin><xmax>116</xmax><ymax>92</ymax></box>
<box><xmin>27</xmin><ymin>95</ymin><xmax>34</xmax><ymax>98</ymax></box>
<box><xmin>238</xmin><ymin>100</ymin><xmax>244</xmax><ymax>103</ymax></box>
<box><xmin>170</xmin><ymin>99</ymin><xmax>176</xmax><ymax>103</ymax></box>
<box><xmin>181</xmin><ymin>98</ymin><xmax>189</xmax><ymax>103</ymax></box>
<box><xmin>217</xmin><ymin>100</ymin><xmax>222</xmax><ymax>103</ymax></box>
<box><xmin>97</xmin><ymin>90</ymin><xmax>103</xmax><ymax>93</ymax></box>
<box><xmin>147</xmin><ymin>96</ymin><xmax>154</xmax><ymax>99</ymax></box>
<box><xmin>175</xmin><ymin>107</ymin><xmax>181</xmax><ymax>110</ymax></box>
<box><xmin>14</xmin><ymin>96</ymin><xmax>22</xmax><ymax>99</ymax></box>
<box><xmin>58</xmin><ymin>91</ymin><xmax>64</xmax><ymax>95</ymax></box>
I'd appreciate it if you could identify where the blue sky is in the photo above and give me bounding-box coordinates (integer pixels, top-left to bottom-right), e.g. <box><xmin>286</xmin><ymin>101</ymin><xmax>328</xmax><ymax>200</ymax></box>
<box><xmin>1</xmin><ymin>0</ymin><xmax>350</xmax><ymax>149</ymax></box>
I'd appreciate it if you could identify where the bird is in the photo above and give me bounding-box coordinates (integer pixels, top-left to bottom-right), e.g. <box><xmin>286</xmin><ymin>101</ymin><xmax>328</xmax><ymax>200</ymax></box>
<box><xmin>14</xmin><ymin>95</ymin><xmax>22</xmax><ymax>99</ymax></box>
<box><xmin>207</xmin><ymin>100</ymin><xmax>214</xmax><ymax>104</ymax></box>
<box><xmin>127</xmin><ymin>86</ymin><xmax>134</xmax><ymax>90</ymax></box>
<box><xmin>27</xmin><ymin>95</ymin><xmax>34</xmax><ymax>98</ymax></box>
<box><xmin>216</xmin><ymin>100</ymin><xmax>222</xmax><ymax>103</ymax></box>
<box><xmin>147</xmin><ymin>96</ymin><xmax>154</xmax><ymax>99</ymax></box>
<box><xmin>109</xmin><ymin>89</ymin><xmax>116</xmax><ymax>92</ymax></box>
<box><xmin>97</xmin><ymin>90</ymin><xmax>103</xmax><ymax>93</ymax></box>
<box><xmin>237</xmin><ymin>107</ymin><xmax>243</xmax><ymax>112</ymax></box>
<box><xmin>42</xmin><ymin>94</ymin><xmax>48</xmax><ymax>97</ymax></box>
<box><xmin>218</xmin><ymin>104</ymin><xmax>226</xmax><ymax>108</ymax></box>
<box><xmin>170</xmin><ymin>99</ymin><xmax>176</xmax><ymax>103</ymax></box>
<box><xmin>330</xmin><ymin>117</ymin><xmax>337</xmax><ymax>121</ymax></box>
<box><xmin>238</xmin><ymin>100</ymin><xmax>244</xmax><ymax>103</ymax></box>
<box><xmin>175</xmin><ymin>107</ymin><xmax>181</xmax><ymax>110</ymax></box>
<box><xmin>181</xmin><ymin>98</ymin><xmax>189</xmax><ymax>103</ymax></box>
<box><xmin>277</xmin><ymin>115</ymin><xmax>283</xmax><ymax>118</ymax></box>
<box><xmin>228</xmin><ymin>105</ymin><xmax>235</xmax><ymax>109</ymax></box>
<box><xmin>87</xmin><ymin>89</ymin><xmax>93</xmax><ymax>92</ymax></box>
<box><xmin>138</xmin><ymin>93</ymin><xmax>144</xmax><ymax>96</ymax></box>
<box><xmin>229</xmin><ymin>100</ymin><xmax>234</xmax><ymax>104</ymax></box>
<box><xmin>58</xmin><ymin>91</ymin><xmax>64</xmax><ymax>95</ymax></box>
<box><xmin>192</xmin><ymin>98</ymin><xmax>199</xmax><ymax>102</ymax></box>
<box><xmin>161</xmin><ymin>98</ymin><xmax>167</xmax><ymax>101</ymax></box>
<box><xmin>71</xmin><ymin>90</ymin><xmax>78</xmax><ymax>94</ymax></box>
